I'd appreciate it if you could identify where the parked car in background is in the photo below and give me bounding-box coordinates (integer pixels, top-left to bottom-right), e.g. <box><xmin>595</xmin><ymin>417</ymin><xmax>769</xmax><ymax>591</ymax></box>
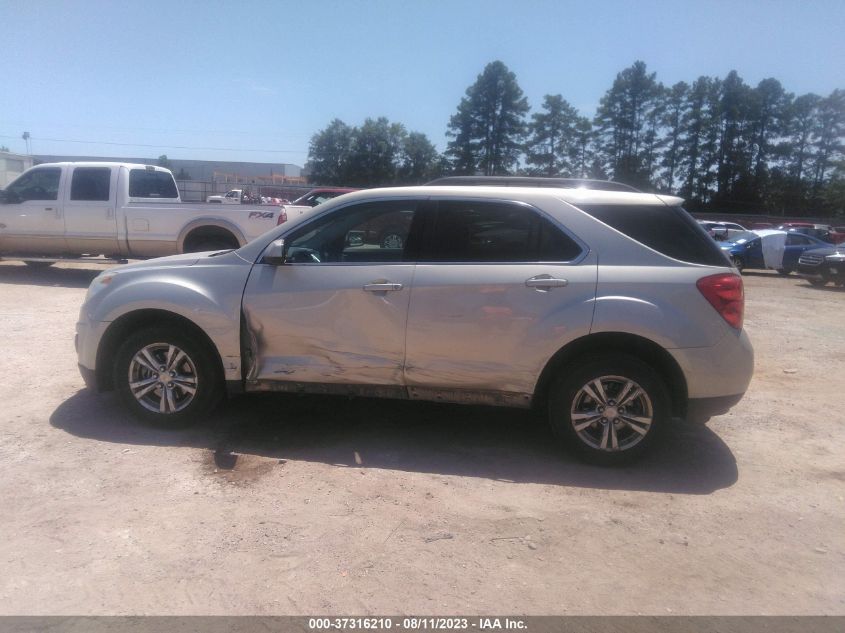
<box><xmin>797</xmin><ymin>246</ymin><xmax>845</xmax><ymax>287</ymax></box>
<box><xmin>698</xmin><ymin>220</ymin><xmax>747</xmax><ymax>242</ymax></box>
<box><xmin>76</xmin><ymin>178</ymin><xmax>753</xmax><ymax>465</ymax></box>
<box><xmin>785</xmin><ymin>225</ymin><xmax>845</xmax><ymax>244</ymax></box>
<box><xmin>0</xmin><ymin>162</ymin><xmax>282</xmax><ymax>266</ymax></box>
<box><xmin>290</xmin><ymin>187</ymin><xmax>358</xmax><ymax>207</ymax></box>
<box><xmin>776</xmin><ymin>222</ymin><xmax>815</xmax><ymax>230</ymax></box>
<box><xmin>275</xmin><ymin>188</ymin><xmax>360</xmax><ymax>227</ymax></box>
<box><xmin>720</xmin><ymin>230</ymin><xmax>829</xmax><ymax>273</ymax></box>
<box><xmin>207</xmin><ymin>189</ymin><xmax>245</xmax><ymax>204</ymax></box>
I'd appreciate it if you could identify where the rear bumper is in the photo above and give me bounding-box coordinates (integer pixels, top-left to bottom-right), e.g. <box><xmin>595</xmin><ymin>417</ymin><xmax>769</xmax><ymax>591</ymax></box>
<box><xmin>668</xmin><ymin>328</ymin><xmax>754</xmax><ymax>400</ymax></box>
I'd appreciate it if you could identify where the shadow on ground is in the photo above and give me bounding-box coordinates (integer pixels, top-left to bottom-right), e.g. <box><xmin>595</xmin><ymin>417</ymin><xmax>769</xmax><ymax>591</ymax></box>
<box><xmin>51</xmin><ymin>389</ymin><xmax>739</xmax><ymax>495</ymax></box>
<box><xmin>0</xmin><ymin>263</ymin><xmax>104</xmax><ymax>288</ymax></box>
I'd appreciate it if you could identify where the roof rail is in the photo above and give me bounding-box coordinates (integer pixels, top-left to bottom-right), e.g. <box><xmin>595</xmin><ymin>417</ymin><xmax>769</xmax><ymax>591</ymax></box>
<box><xmin>424</xmin><ymin>176</ymin><xmax>642</xmax><ymax>193</ymax></box>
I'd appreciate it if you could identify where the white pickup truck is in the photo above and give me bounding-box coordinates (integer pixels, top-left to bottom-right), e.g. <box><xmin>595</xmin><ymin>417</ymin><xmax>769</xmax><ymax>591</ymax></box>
<box><xmin>207</xmin><ymin>189</ymin><xmax>246</xmax><ymax>204</ymax></box>
<box><xmin>0</xmin><ymin>162</ymin><xmax>283</xmax><ymax>266</ymax></box>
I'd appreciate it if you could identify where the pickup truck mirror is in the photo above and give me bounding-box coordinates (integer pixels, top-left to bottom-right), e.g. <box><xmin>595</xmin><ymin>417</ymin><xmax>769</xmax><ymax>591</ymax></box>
<box><xmin>262</xmin><ymin>239</ymin><xmax>287</xmax><ymax>265</ymax></box>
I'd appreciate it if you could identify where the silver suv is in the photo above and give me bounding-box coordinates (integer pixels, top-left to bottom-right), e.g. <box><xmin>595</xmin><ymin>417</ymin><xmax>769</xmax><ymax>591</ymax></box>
<box><xmin>76</xmin><ymin>179</ymin><xmax>753</xmax><ymax>464</ymax></box>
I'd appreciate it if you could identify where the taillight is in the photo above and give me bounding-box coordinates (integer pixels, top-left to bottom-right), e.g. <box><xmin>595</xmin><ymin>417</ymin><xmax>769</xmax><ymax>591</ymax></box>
<box><xmin>277</xmin><ymin>209</ymin><xmax>288</xmax><ymax>225</ymax></box>
<box><xmin>696</xmin><ymin>273</ymin><xmax>744</xmax><ymax>329</ymax></box>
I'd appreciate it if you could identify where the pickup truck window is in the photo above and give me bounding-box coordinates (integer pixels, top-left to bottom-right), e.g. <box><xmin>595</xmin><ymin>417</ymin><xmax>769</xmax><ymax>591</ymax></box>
<box><xmin>5</xmin><ymin>167</ymin><xmax>61</xmax><ymax>201</ymax></box>
<box><xmin>71</xmin><ymin>167</ymin><xmax>111</xmax><ymax>201</ymax></box>
<box><xmin>129</xmin><ymin>169</ymin><xmax>178</xmax><ymax>198</ymax></box>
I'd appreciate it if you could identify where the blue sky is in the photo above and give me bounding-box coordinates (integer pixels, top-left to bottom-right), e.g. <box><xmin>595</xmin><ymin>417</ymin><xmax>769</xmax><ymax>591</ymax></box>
<box><xmin>2</xmin><ymin>0</ymin><xmax>843</xmax><ymax>168</ymax></box>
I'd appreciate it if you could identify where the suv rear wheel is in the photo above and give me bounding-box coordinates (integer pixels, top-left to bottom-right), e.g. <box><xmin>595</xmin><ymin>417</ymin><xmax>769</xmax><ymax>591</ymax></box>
<box><xmin>114</xmin><ymin>327</ymin><xmax>222</xmax><ymax>427</ymax></box>
<box><xmin>549</xmin><ymin>355</ymin><xmax>669</xmax><ymax>464</ymax></box>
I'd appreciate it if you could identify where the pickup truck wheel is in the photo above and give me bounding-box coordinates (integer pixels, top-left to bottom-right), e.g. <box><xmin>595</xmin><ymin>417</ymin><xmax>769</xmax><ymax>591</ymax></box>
<box><xmin>548</xmin><ymin>355</ymin><xmax>669</xmax><ymax>465</ymax></box>
<box><xmin>24</xmin><ymin>261</ymin><xmax>54</xmax><ymax>269</ymax></box>
<box><xmin>114</xmin><ymin>328</ymin><xmax>222</xmax><ymax>427</ymax></box>
<box><xmin>191</xmin><ymin>239</ymin><xmax>234</xmax><ymax>252</ymax></box>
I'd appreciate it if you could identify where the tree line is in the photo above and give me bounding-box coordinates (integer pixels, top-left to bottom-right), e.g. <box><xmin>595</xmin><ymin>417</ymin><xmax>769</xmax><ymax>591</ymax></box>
<box><xmin>306</xmin><ymin>60</ymin><xmax>845</xmax><ymax>217</ymax></box>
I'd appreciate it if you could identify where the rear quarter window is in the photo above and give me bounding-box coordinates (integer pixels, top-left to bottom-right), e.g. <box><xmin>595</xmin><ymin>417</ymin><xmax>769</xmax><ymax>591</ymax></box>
<box><xmin>575</xmin><ymin>203</ymin><xmax>730</xmax><ymax>267</ymax></box>
<box><xmin>129</xmin><ymin>169</ymin><xmax>178</xmax><ymax>198</ymax></box>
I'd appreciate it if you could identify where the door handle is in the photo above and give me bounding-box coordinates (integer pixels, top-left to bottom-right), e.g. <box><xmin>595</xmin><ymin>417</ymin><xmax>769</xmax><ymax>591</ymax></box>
<box><xmin>363</xmin><ymin>282</ymin><xmax>403</xmax><ymax>292</ymax></box>
<box><xmin>45</xmin><ymin>207</ymin><xmax>60</xmax><ymax>219</ymax></box>
<box><xmin>525</xmin><ymin>274</ymin><xmax>569</xmax><ymax>290</ymax></box>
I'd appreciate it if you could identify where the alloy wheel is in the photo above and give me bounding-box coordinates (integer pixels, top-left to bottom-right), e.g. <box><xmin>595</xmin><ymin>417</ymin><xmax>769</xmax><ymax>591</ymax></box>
<box><xmin>570</xmin><ymin>375</ymin><xmax>654</xmax><ymax>452</ymax></box>
<box><xmin>128</xmin><ymin>342</ymin><xmax>199</xmax><ymax>414</ymax></box>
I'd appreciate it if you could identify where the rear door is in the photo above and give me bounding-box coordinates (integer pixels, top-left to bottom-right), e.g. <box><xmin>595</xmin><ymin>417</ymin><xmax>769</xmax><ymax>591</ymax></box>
<box><xmin>784</xmin><ymin>233</ymin><xmax>814</xmax><ymax>268</ymax></box>
<box><xmin>242</xmin><ymin>198</ymin><xmax>424</xmax><ymax>387</ymax></box>
<box><xmin>0</xmin><ymin>166</ymin><xmax>66</xmax><ymax>254</ymax></box>
<box><xmin>63</xmin><ymin>166</ymin><xmax>120</xmax><ymax>255</ymax></box>
<box><xmin>404</xmin><ymin>198</ymin><xmax>597</xmax><ymax>400</ymax></box>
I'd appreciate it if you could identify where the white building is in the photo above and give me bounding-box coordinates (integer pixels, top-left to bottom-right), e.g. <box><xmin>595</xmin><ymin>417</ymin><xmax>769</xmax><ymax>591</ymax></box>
<box><xmin>0</xmin><ymin>151</ymin><xmax>33</xmax><ymax>187</ymax></box>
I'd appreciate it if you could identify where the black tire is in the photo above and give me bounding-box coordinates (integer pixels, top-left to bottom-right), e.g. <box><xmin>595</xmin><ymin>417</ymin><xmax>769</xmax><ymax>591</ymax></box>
<box><xmin>730</xmin><ymin>256</ymin><xmax>744</xmax><ymax>273</ymax></box>
<box><xmin>548</xmin><ymin>355</ymin><xmax>670</xmax><ymax>465</ymax></box>
<box><xmin>185</xmin><ymin>238</ymin><xmax>237</xmax><ymax>253</ymax></box>
<box><xmin>809</xmin><ymin>273</ymin><xmax>829</xmax><ymax>287</ymax></box>
<box><xmin>113</xmin><ymin>327</ymin><xmax>223</xmax><ymax>428</ymax></box>
<box><xmin>24</xmin><ymin>261</ymin><xmax>55</xmax><ymax>269</ymax></box>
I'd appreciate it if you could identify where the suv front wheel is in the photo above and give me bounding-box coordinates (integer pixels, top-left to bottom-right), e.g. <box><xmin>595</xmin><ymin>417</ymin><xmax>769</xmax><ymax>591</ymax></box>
<box><xmin>549</xmin><ymin>355</ymin><xmax>669</xmax><ymax>464</ymax></box>
<box><xmin>114</xmin><ymin>327</ymin><xmax>222</xmax><ymax>427</ymax></box>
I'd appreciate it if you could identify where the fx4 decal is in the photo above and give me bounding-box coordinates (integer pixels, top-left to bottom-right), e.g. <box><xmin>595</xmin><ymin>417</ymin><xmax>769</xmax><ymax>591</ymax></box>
<box><xmin>249</xmin><ymin>211</ymin><xmax>276</xmax><ymax>220</ymax></box>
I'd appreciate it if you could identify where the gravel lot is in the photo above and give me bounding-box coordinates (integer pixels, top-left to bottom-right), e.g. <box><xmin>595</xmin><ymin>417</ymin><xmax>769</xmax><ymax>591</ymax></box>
<box><xmin>0</xmin><ymin>261</ymin><xmax>843</xmax><ymax>615</ymax></box>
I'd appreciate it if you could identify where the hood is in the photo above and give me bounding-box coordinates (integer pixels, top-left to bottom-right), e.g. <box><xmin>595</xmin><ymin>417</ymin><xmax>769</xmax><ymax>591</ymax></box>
<box><xmin>803</xmin><ymin>246</ymin><xmax>844</xmax><ymax>258</ymax></box>
<box><xmin>113</xmin><ymin>250</ymin><xmax>229</xmax><ymax>273</ymax></box>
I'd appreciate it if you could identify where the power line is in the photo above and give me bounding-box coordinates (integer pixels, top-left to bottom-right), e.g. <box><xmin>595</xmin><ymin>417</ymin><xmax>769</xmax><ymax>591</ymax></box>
<box><xmin>1</xmin><ymin>120</ymin><xmax>312</xmax><ymax>138</ymax></box>
<box><xmin>0</xmin><ymin>134</ymin><xmax>307</xmax><ymax>154</ymax></box>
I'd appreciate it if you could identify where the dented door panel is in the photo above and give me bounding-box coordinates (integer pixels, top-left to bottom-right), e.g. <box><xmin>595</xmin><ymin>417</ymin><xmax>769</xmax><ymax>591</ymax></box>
<box><xmin>242</xmin><ymin>263</ymin><xmax>415</xmax><ymax>385</ymax></box>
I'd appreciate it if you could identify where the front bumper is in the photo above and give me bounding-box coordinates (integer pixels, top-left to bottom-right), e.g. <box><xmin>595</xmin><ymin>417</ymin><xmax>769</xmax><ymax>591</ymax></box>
<box><xmin>75</xmin><ymin>315</ymin><xmax>109</xmax><ymax>390</ymax></box>
<box><xmin>686</xmin><ymin>393</ymin><xmax>745</xmax><ymax>423</ymax></box>
<box><xmin>78</xmin><ymin>363</ymin><xmax>98</xmax><ymax>390</ymax></box>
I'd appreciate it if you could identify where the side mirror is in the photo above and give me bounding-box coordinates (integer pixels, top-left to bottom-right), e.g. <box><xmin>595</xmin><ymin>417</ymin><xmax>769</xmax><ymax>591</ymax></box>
<box><xmin>262</xmin><ymin>238</ymin><xmax>287</xmax><ymax>265</ymax></box>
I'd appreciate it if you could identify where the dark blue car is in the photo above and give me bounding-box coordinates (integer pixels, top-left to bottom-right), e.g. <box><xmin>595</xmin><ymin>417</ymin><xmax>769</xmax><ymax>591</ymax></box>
<box><xmin>720</xmin><ymin>231</ymin><xmax>831</xmax><ymax>274</ymax></box>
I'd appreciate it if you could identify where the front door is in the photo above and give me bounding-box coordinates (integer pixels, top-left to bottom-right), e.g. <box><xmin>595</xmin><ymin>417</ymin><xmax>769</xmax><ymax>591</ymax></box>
<box><xmin>63</xmin><ymin>166</ymin><xmax>120</xmax><ymax>256</ymax></box>
<box><xmin>242</xmin><ymin>199</ymin><xmax>422</xmax><ymax>387</ymax></box>
<box><xmin>0</xmin><ymin>166</ymin><xmax>66</xmax><ymax>254</ymax></box>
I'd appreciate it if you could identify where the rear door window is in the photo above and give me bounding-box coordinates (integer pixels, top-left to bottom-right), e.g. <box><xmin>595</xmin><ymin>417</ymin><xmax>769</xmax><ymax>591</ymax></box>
<box><xmin>575</xmin><ymin>203</ymin><xmax>729</xmax><ymax>266</ymax></box>
<box><xmin>71</xmin><ymin>167</ymin><xmax>111</xmax><ymax>201</ymax></box>
<box><xmin>421</xmin><ymin>200</ymin><xmax>582</xmax><ymax>263</ymax></box>
<box><xmin>128</xmin><ymin>169</ymin><xmax>178</xmax><ymax>198</ymax></box>
<box><xmin>786</xmin><ymin>234</ymin><xmax>810</xmax><ymax>246</ymax></box>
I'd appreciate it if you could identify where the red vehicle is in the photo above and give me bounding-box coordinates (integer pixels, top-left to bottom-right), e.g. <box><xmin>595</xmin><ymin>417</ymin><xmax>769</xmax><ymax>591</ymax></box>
<box><xmin>778</xmin><ymin>223</ymin><xmax>845</xmax><ymax>244</ymax></box>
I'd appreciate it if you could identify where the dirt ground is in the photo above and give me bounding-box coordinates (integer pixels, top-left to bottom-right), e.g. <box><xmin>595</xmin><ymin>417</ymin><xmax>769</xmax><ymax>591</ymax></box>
<box><xmin>0</xmin><ymin>261</ymin><xmax>843</xmax><ymax>615</ymax></box>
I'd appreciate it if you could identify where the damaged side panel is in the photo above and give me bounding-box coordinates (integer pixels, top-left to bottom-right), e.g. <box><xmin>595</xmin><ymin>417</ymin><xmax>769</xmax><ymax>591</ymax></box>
<box><xmin>241</xmin><ymin>262</ymin><xmax>416</xmax><ymax>387</ymax></box>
